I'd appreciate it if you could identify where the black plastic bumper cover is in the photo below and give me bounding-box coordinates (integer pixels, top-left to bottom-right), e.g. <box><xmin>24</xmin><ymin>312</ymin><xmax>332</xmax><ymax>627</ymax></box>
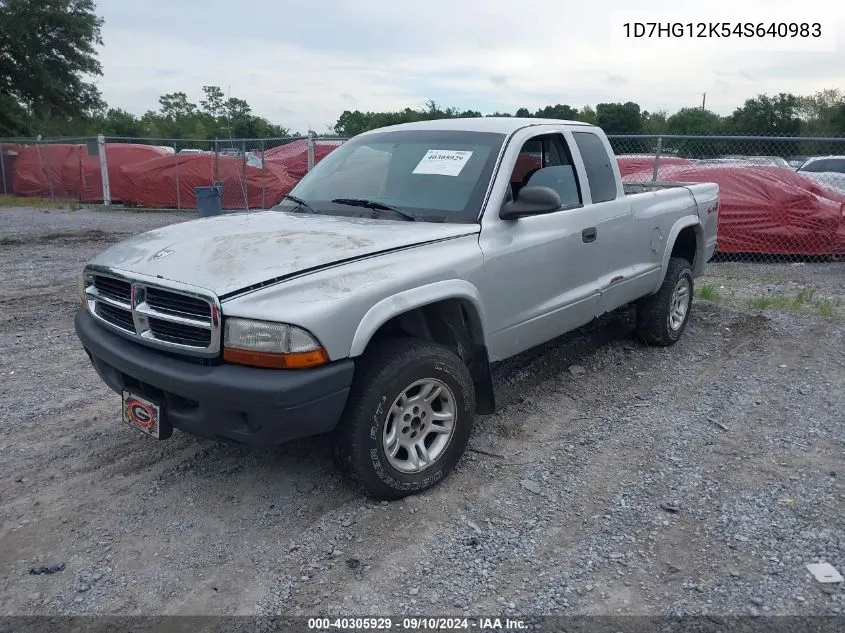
<box><xmin>74</xmin><ymin>309</ymin><xmax>355</xmax><ymax>446</ymax></box>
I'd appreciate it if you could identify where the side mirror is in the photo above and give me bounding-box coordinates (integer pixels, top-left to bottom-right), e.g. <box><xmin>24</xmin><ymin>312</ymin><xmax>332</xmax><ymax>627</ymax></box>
<box><xmin>499</xmin><ymin>186</ymin><xmax>562</xmax><ymax>220</ymax></box>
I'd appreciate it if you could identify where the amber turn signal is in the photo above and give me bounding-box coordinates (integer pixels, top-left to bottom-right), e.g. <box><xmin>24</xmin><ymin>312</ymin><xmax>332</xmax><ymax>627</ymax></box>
<box><xmin>223</xmin><ymin>347</ymin><xmax>328</xmax><ymax>369</ymax></box>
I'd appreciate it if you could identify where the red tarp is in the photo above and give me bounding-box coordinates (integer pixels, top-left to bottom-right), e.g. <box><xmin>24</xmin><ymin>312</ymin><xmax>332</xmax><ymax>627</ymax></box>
<box><xmin>11</xmin><ymin>143</ymin><xmax>85</xmax><ymax>198</ymax></box>
<box><xmin>262</xmin><ymin>139</ymin><xmax>343</xmax><ymax>180</ymax></box>
<box><xmin>8</xmin><ymin>142</ymin><xmax>170</xmax><ymax>201</ymax></box>
<box><xmin>616</xmin><ymin>155</ymin><xmax>695</xmax><ymax>176</ymax></box>
<box><xmin>81</xmin><ymin>144</ymin><xmax>170</xmax><ymax>203</ymax></box>
<box><xmin>119</xmin><ymin>153</ymin><xmax>297</xmax><ymax>209</ymax></box>
<box><xmin>623</xmin><ymin>165</ymin><xmax>845</xmax><ymax>256</ymax></box>
<box><xmin>0</xmin><ymin>143</ymin><xmax>24</xmax><ymax>194</ymax></box>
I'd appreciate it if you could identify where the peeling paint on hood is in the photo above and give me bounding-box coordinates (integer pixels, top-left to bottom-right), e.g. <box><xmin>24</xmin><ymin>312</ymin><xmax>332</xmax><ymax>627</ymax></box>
<box><xmin>87</xmin><ymin>210</ymin><xmax>480</xmax><ymax>296</ymax></box>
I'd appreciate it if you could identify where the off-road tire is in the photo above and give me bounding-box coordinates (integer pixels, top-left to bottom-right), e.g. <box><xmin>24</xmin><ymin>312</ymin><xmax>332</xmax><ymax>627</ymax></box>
<box><xmin>333</xmin><ymin>338</ymin><xmax>475</xmax><ymax>500</ymax></box>
<box><xmin>636</xmin><ymin>257</ymin><xmax>694</xmax><ymax>346</ymax></box>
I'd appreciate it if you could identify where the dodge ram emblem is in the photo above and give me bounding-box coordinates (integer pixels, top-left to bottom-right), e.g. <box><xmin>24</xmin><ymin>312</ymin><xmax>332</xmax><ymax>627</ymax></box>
<box><xmin>152</xmin><ymin>248</ymin><xmax>174</xmax><ymax>261</ymax></box>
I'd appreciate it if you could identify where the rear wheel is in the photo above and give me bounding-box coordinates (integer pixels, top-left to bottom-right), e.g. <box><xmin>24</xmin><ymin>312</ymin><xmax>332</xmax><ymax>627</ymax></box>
<box><xmin>333</xmin><ymin>339</ymin><xmax>475</xmax><ymax>500</ymax></box>
<box><xmin>636</xmin><ymin>257</ymin><xmax>694</xmax><ymax>346</ymax></box>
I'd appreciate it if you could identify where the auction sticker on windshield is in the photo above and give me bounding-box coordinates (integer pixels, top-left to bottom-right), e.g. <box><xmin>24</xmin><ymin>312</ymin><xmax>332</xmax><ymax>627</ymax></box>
<box><xmin>412</xmin><ymin>150</ymin><xmax>473</xmax><ymax>176</ymax></box>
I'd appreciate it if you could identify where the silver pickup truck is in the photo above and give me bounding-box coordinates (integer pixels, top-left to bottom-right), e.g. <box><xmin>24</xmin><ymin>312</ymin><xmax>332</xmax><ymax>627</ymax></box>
<box><xmin>75</xmin><ymin>118</ymin><xmax>719</xmax><ymax>499</ymax></box>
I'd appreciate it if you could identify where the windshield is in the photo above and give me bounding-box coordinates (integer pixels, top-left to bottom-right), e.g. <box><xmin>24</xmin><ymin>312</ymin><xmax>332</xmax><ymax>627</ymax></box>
<box><xmin>799</xmin><ymin>158</ymin><xmax>845</xmax><ymax>174</ymax></box>
<box><xmin>279</xmin><ymin>129</ymin><xmax>506</xmax><ymax>223</ymax></box>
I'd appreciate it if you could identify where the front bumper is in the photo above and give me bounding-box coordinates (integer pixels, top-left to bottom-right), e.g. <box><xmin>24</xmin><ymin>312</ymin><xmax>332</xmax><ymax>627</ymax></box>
<box><xmin>74</xmin><ymin>309</ymin><xmax>354</xmax><ymax>446</ymax></box>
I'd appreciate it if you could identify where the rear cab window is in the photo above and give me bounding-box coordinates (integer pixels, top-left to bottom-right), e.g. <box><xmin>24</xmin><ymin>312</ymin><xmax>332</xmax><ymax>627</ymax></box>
<box><xmin>572</xmin><ymin>131</ymin><xmax>618</xmax><ymax>203</ymax></box>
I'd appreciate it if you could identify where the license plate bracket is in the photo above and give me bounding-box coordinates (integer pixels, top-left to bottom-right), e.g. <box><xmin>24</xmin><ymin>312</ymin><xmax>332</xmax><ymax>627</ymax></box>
<box><xmin>122</xmin><ymin>391</ymin><xmax>171</xmax><ymax>439</ymax></box>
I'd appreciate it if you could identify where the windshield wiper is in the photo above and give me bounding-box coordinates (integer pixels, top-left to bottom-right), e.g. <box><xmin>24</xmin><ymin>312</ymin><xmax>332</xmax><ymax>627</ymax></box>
<box><xmin>281</xmin><ymin>194</ymin><xmax>320</xmax><ymax>214</ymax></box>
<box><xmin>331</xmin><ymin>198</ymin><xmax>418</xmax><ymax>222</ymax></box>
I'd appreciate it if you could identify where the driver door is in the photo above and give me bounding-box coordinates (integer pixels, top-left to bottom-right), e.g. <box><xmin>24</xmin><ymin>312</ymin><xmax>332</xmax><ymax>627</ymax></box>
<box><xmin>479</xmin><ymin>132</ymin><xmax>602</xmax><ymax>361</ymax></box>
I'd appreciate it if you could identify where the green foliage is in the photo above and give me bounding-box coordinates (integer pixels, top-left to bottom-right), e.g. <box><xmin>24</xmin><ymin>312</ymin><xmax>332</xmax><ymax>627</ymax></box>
<box><xmin>595</xmin><ymin>102</ymin><xmax>644</xmax><ymax>135</ymax></box>
<box><xmin>334</xmin><ymin>100</ymin><xmax>482</xmax><ymax>137</ymax></box>
<box><xmin>330</xmin><ymin>90</ymin><xmax>845</xmax><ymax>140</ymax></box>
<box><xmin>72</xmin><ymin>86</ymin><xmax>293</xmax><ymax>140</ymax></box>
<box><xmin>0</xmin><ymin>0</ymin><xmax>104</xmax><ymax>135</ymax></box>
<box><xmin>666</xmin><ymin>108</ymin><xmax>725</xmax><ymax>135</ymax></box>
<box><xmin>1</xmin><ymin>0</ymin><xmax>843</xmax><ymax>144</ymax></box>
<box><xmin>730</xmin><ymin>93</ymin><xmax>802</xmax><ymax>136</ymax></box>
<box><xmin>694</xmin><ymin>284</ymin><xmax>721</xmax><ymax>301</ymax></box>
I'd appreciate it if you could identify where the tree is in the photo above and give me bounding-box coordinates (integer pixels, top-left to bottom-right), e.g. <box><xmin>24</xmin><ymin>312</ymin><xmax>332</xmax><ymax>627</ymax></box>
<box><xmin>534</xmin><ymin>104</ymin><xmax>579</xmax><ymax>119</ymax></box>
<box><xmin>664</xmin><ymin>108</ymin><xmax>724</xmax><ymax>135</ymax></box>
<box><xmin>642</xmin><ymin>109</ymin><xmax>668</xmax><ymax>134</ymax></box>
<box><xmin>0</xmin><ymin>0</ymin><xmax>104</xmax><ymax>135</ymax></box>
<box><xmin>158</xmin><ymin>92</ymin><xmax>198</xmax><ymax>121</ymax></box>
<box><xmin>577</xmin><ymin>106</ymin><xmax>597</xmax><ymax>125</ymax></box>
<box><xmin>595</xmin><ymin>102</ymin><xmax>644</xmax><ymax>134</ymax></box>
<box><xmin>728</xmin><ymin>93</ymin><xmax>801</xmax><ymax>136</ymax></box>
<box><xmin>200</xmin><ymin>85</ymin><xmax>227</xmax><ymax>119</ymax></box>
<box><xmin>798</xmin><ymin>89</ymin><xmax>845</xmax><ymax>135</ymax></box>
<box><xmin>97</xmin><ymin>108</ymin><xmax>145</xmax><ymax>137</ymax></box>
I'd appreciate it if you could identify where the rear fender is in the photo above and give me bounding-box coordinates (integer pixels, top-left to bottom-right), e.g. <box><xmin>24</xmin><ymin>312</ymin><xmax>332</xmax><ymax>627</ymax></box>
<box><xmin>653</xmin><ymin>216</ymin><xmax>704</xmax><ymax>293</ymax></box>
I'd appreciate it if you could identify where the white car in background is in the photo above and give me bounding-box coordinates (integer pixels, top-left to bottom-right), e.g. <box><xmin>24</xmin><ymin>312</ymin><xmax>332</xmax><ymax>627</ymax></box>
<box><xmin>721</xmin><ymin>155</ymin><xmax>791</xmax><ymax>168</ymax></box>
<box><xmin>796</xmin><ymin>156</ymin><xmax>845</xmax><ymax>191</ymax></box>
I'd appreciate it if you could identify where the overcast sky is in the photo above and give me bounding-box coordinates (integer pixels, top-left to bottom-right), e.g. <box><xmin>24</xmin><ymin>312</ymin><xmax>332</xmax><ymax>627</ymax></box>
<box><xmin>94</xmin><ymin>0</ymin><xmax>844</xmax><ymax>134</ymax></box>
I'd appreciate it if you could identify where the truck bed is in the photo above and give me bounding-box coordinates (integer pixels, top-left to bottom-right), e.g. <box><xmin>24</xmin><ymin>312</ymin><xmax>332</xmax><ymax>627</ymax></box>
<box><xmin>623</xmin><ymin>181</ymin><xmax>706</xmax><ymax>195</ymax></box>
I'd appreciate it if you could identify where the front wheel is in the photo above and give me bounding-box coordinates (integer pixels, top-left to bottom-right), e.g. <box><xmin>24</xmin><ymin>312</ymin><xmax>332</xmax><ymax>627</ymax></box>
<box><xmin>333</xmin><ymin>339</ymin><xmax>476</xmax><ymax>500</ymax></box>
<box><xmin>636</xmin><ymin>257</ymin><xmax>694</xmax><ymax>346</ymax></box>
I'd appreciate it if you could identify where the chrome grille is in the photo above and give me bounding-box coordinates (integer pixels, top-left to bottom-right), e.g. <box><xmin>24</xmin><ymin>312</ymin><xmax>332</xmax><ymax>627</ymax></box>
<box><xmin>145</xmin><ymin>287</ymin><xmax>210</xmax><ymax>320</ymax></box>
<box><xmin>84</xmin><ymin>269</ymin><xmax>221</xmax><ymax>357</ymax></box>
<box><xmin>95</xmin><ymin>302</ymin><xmax>135</xmax><ymax>332</ymax></box>
<box><xmin>93</xmin><ymin>276</ymin><xmax>131</xmax><ymax>304</ymax></box>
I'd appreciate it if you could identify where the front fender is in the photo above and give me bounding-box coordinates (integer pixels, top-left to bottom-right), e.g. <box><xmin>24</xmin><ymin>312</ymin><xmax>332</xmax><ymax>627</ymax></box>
<box><xmin>349</xmin><ymin>280</ymin><xmax>486</xmax><ymax>357</ymax></box>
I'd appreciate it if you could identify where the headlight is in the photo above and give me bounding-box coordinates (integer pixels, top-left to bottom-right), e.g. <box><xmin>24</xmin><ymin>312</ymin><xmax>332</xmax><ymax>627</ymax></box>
<box><xmin>222</xmin><ymin>317</ymin><xmax>328</xmax><ymax>369</ymax></box>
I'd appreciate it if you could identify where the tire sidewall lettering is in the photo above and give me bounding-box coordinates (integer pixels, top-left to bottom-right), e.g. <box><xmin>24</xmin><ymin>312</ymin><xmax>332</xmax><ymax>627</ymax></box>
<box><xmin>365</xmin><ymin>359</ymin><xmax>468</xmax><ymax>491</ymax></box>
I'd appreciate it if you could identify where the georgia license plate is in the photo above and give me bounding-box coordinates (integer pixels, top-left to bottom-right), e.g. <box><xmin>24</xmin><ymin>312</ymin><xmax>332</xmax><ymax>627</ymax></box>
<box><xmin>122</xmin><ymin>391</ymin><xmax>162</xmax><ymax>438</ymax></box>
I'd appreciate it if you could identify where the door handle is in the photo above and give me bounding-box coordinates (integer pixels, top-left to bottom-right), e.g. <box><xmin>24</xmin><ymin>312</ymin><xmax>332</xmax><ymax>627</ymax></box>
<box><xmin>582</xmin><ymin>227</ymin><xmax>597</xmax><ymax>243</ymax></box>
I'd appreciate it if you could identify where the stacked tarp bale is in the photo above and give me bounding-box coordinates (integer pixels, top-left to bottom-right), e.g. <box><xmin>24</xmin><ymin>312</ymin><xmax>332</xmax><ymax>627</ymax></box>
<box><xmin>80</xmin><ymin>143</ymin><xmax>172</xmax><ymax>203</ymax></box>
<box><xmin>120</xmin><ymin>152</ymin><xmax>298</xmax><ymax>209</ymax></box>
<box><xmin>261</xmin><ymin>139</ymin><xmax>343</xmax><ymax>180</ymax></box>
<box><xmin>11</xmin><ymin>143</ymin><xmax>85</xmax><ymax>198</ymax></box>
<box><xmin>616</xmin><ymin>155</ymin><xmax>695</xmax><ymax>177</ymax></box>
<box><xmin>623</xmin><ymin>164</ymin><xmax>845</xmax><ymax>256</ymax></box>
<box><xmin>0</xmin><ymin>143</ymin><xmax>24</xmax><ymax>194</ymax></box>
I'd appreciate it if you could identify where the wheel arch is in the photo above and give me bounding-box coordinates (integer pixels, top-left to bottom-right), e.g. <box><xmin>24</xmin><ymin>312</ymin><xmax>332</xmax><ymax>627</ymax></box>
<box><xmin>349</xmin><ymin>281</ymin><xmax>495</xmax><ymax>414</ymax></box>
<box><xmin>654</xmin><ymin>217</ymin><xmax>704</xmax><ymax>293</ymax></box>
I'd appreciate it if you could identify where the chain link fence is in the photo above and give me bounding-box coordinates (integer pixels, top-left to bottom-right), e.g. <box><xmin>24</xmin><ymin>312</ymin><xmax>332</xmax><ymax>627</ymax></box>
<box><xmin>0</xmin><ymin>133</ymin><xmax>347</xmax><ymax>210</ymax></box>
<box><xmin>608</xmin><ymin>134</ymin><xmax>845</xmax><ymax>262</ymax></box>
<box><xmin>2</xmin><ymin>132</ymin><xmax>843</xmax><ymax>262</ymax></box>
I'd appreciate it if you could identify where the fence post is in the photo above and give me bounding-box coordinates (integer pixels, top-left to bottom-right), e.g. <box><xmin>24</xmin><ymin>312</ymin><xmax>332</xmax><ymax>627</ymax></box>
<box><xmin>651</xmin><ymin>135</ymin><xmax>663</xmax><ymax>182</ymax></box>
<box><xmin>35</xmin><ymin>135</ymin><xmax>55</xmax><ymax>201</ymax></box>
<box><xmin>0</xmin><ymin>145</ymin><xmax>6</xmax><ymax>195</ymax></box>
<box><xmin>260</xmin><ymin>138</ymin><xmax>266</xmax><ymax>209</ymax></box>
<box><xmin>174</xmin><ymin>142</ymin><xmax>181</xmax><ymax>211</ymax></box>
<box><xmin>242</xmin><ymin>139</ymin><xmax>248</xmax><ymax>210</ymax></box>
<box><xmin>307</xmin><ymin>130</ymin><xmax>316</xmax><ymax>172</ymax></box>
<box><xmin>98</xmin><ymin>134</ymin><xmax>111</xmax><ymax>205</ymax></box>
<box><xmin>213</xmin><ymin>138</ymin><xmax>219</xmax><ymax>183</ymax></box>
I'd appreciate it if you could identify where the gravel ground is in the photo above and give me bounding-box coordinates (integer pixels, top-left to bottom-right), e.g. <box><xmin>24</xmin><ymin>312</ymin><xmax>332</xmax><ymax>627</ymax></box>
<box><xmin>0</xmin><ymin>206</ymin><xmax>843</xmax><ymax>618</ymax></box>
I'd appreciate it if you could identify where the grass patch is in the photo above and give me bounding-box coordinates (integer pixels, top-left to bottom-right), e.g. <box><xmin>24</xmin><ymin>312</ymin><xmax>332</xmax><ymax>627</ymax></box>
<box><xmin>695</xmin><ymin>284</ymin><xmax>721</xmax><ymax>301</ymax></box>
<box><xmin>794</xmin><ymin>288</ymin><xmax>816</xmax><ymax>305</ymax></box>
<box><xmin>814</xmin><ymin>298</ymin><xmax>841</xmax><ymax>319</ymax></box>
<box><xmin>748</xmin><ymin>288</ymin><xmax>841</xmax><ymax>319</ymax></box>
<box><xmin>0</xmin><ymin>194</ymin><xmax>80</xmax><ymax>210</ymax></box>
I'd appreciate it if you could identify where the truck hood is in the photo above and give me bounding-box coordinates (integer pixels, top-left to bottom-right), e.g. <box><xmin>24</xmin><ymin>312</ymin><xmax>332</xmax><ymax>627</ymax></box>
<box><xmin>88</xmin><ymin>210</ymin><xmax>480</xmax><ymax>297</ymax></box>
